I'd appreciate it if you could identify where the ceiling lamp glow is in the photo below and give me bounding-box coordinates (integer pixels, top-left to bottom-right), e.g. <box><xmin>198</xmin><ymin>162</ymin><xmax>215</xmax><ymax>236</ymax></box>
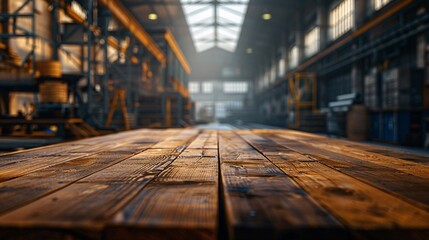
<box><xmin>148</xmin><ymin>13</ymin><xmax>158</xmax><ymax>20</ymax></box>
<box><xmin>262</xmin><ymin>13</ymin><xmax>272</xmax><ymax>20</ymax></box>
<box><xmin>180</xmin><ymin>0</ymin><xmax>249</xmax><ymax>52</ymax></box>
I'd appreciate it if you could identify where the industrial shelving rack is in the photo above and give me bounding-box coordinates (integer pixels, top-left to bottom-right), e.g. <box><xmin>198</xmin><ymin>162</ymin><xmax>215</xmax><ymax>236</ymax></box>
<box><xmin>144</xmin><ymin>29</ymin><xmax>192</xmax><ymax>128</ymax></box>
<box><xmin>0</xmin><ymin>0</ymin><xmax>37</xmax><ymax>94</ymax></box>
<box><xmin>0</xmin><ymin>0</ymin><xmax>192</xmax><ymax>139</ymax></box>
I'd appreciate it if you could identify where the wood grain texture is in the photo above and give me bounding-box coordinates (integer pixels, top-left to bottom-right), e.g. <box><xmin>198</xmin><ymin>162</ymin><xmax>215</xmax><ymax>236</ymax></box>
<box><xmin>218</xmin><ymin>131</ymin><xmax>342</xmax><ymax>240</ymax></box>
<box><xmin>187</xmin><ymin>130</ymin><xmax>218</xmax><ymax>149</ymax></box>
<box><xmin>0</xmin><ymin>129</ymin><xmax>199</xmax><ymax>240</ymax></box>
<box><xmin>0</xmin><ymin>130</ymin><xmax>173</xmax><ymax>214</ymax></box>
<box><xmin>238</xmin><ymin>130</ymin><xmax>429</xmax><ymax>239</ymax></box>
<box><xmin>267</xmin><ymin>129</ymin><xmax>429</xmax><ymax>165</ymax></box>
<box><xmin>259</xmin><ymin>132</ymin><xmax>429</xmax><ymax>210</ymax></box>
<box><xmin>266</xmin><ymin>130</ymin><xmax>429</xmax><ymax>178</ymax></box>
<box><xmin>0</xmin><ymin>129</ymin><xmax>428</xmax><ymax>240</ymax></box>
<box><xmin>106</xmin><ymin>132</ymin><xmax>219</xmax><ymax>240</ymax></box>
<box><xmin>305</xmin><ymin>142</ymin><xmax>429</xmax><ymax>178</ymax></box>
<box><xmin>0</xmin><ymin>129</ymin><xmax>159</xmax><ymax>182</ymax></box>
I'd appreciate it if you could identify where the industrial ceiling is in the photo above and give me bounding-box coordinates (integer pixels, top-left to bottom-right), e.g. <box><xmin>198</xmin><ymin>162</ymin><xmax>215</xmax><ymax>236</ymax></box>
<box><xmin>121</xmin><ymin>0</ymin><xmax>305</xmax><ymax>59</ymax></box>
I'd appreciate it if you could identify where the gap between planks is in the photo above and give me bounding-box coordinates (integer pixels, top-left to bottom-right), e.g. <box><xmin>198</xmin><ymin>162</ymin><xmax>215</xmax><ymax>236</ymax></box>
<box><xmin>0</xmin><ymin>129</ymin><xmax>178</xmax><ymax>183</ymax></box>
<box><xmin>237</xmin><ymin>130</ymin><xmax>429</xmax><ymax>239</ymax></box>
<box><xmin>0</xmin><ymin>130</ymin><xmax>177</xmax><ymax>215</ymax></box>
<box><xmin>256</xmin><ymin>130</ymin><xmax>429</xmax><ymax>211</ymax></box>
<box><xmin>106</xmin><ymin>130</ymin><xmax>219</xmax><ymax>240</ymax></box>
<box><xmin>218</xmin><ymin>130</ymin><xmax>343</xmax><ymax>240</ymax></box>
<box><xmin>0</xmin><ymin>129</ymin><xmax>200</xmax><ymax>240</ymax></box>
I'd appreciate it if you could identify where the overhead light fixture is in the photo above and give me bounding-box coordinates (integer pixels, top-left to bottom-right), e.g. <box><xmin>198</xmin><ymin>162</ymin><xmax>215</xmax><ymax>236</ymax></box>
<box><xmin>246</xmin><ymin>48</ymin><xmax>253</xmax><ymax>54</ymax></box>
<box><xmin>262</xmin><ymin>13</ymin><xmax>272</xmax><ymax>21</ymax></box>
<box><xmin>148</xmin><ymin>13</ymin><xmax>158</xmax><ymax>21</ymax></box>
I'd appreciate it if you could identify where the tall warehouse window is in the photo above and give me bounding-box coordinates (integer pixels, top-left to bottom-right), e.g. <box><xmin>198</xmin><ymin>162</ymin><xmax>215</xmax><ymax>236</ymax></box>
<box><xmin>288</xmin><ymin>46</ymin><xmax>299</xmax><ymax>69</ymax></box>
<box><xmin>278</xmin><ymin>57</ymin><xmax>286</xmax><ymax>77</ymax></box>
<box><xmin>189</xmin><ymin>82</ymin><xmax>200</xmax><ymax>93</ymax></box>
<box><xmin>372</xmin><ymin>0</ymin><xmax>391</xmax><ymax>11</ymax></box>
<box><xmin>202</xmin><ymin>82</ymin><xmax>214</xmax><ymax>93</ymax></box>
<box><xmin>223</xmin><ymin>82</ymin><xmax>248</xmax><ymax>93</ymax></box>
<box><xmin>329</xmin><ymin>0</ymin><xmax>355</xmax><ymax>40</ymax></box>
<box><xmin>270</xmin><ymin>64</ymin><xmax>276</xmax><ymax>83</ymax></box>
<box><xmin>305</xmin><ymin>27</ymin><xmax>320</xmax><ymax>57</ymax></box>
<box><xmin>264</xmin><ymin>71</ymin><xmax>270</xmax><ymax>88</ymax></box>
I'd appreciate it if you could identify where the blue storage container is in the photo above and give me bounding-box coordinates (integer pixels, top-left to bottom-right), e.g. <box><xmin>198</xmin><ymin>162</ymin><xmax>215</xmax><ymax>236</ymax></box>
<box><xmin>370</xmin><ymin>112</ymin><xmax>381</xmax><ymax>139</ymax></box>
<box><xmin>397</xmin><ymin>111</ymin><xmax>411</xmax><ymax>145</ymax></box>
<box><xmin>383</xmin><ymin>112</ymin><xmax>396</xmax><ymax>142</ymax></box>
<box><xmin>370</xmin><ymin>111</ymin><xmax>421</xmax><ymax>146</ymax></box>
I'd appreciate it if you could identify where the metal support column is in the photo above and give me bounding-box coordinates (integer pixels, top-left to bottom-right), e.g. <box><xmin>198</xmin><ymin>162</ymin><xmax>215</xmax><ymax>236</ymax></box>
<box><xmin>86</xmin><ymin>0</ymin><xmax>93</xmax><ymax>118</ymax></box>
<box><xmin>125</xmin><ymin>32</ymin><xmax>131</xmax><ymax>108</ymax></box>
<box><xmin>99</xmin><ymin>7</ymin><xmax>110</xmax><ymax>126</ymax></box>
<box><xmin>51</xmin><ymin>1</ymin><xmax>60</xmax><ymax>60</ymax></box>
<box><xmin>31</xmin><ymin>0</ymin><xmax>37</xmax><ymax>108</ymax></box>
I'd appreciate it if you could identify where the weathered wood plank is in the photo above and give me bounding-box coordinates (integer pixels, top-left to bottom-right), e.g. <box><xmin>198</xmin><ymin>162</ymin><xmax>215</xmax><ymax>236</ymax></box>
<box><xmin>0</xmin><ymin>129</ymin><xmax>168</xmax><ymax>182</ymax></box>
<box><xmin>239</xmin><ymin>130</ymin><xmax>429</xmax><ymax>239</ymax></box>
<box><xmin>1</xmin><ymin>128</ymin><xmax>428</xmax><ymax>240</ymax></box>
<box><xmin>187</xmin><ymin>130</ymin><xmax>218</xmax><ymax>149</ymax></box>
<box><xmin>106</xmin><ymin>132</ymin><xmax>218</xmax><ymax>240</ymax></box>
<box><xmin>0</xmin><ymin>129</ymin><xmax>153</xmax><ymax>160</ymax></box>
<box><xmin>268</xmin><ymin>130</ymin><xmax>429</xmax><ymax>176</ymax></box>
<box><xmin>259</xmin><ymin>131</ymin><xmax>429</xmax><ymax>210</ymax></box>
<box><xmin>218</xmin><ymin>131</ymin><xmax>342</xmax><ymax>240</ymax></box>
<box><xmin>304</xmin><ymin>141</ymin><xmax>429</xmax><ymax>179</ymax></box>
<box><xmin>269</xmin><ymin>129</ymin><xmax>429</xmax><ymax>177</ymax></box>
<box><xmin>180</xmin><ymin>130</ymin><xmax>218</xmax><ymax>158</ymax></box>
<box><xmin>349</xmin><ymin>144</ymin><xmax>429</xmax><ymax>166</ymax></box>
<box><xmin>107</xmin><ymin>185</ymin><xmax>217</xmax><ymax>240</ymax></box>
<box><xmin>0</xmin><ymin>130</ymin><xmax>173</xmax><ymax>214</ymax></box>
<box><xmin>270</xmin><ymin>129</ymin><xmax>429</xmax><ymax>166</ymax></box>
<box><xmin>0</xmin><ymin>129</ymin><xmax>199</xmax><ymax>240</ymax></box>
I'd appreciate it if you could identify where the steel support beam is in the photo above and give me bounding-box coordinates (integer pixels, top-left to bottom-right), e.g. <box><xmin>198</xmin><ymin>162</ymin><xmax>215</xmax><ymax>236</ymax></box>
<box><xmin>99</xmin><ymin>0</ymin><xmax>166</xmax><ymax>65</ymax></box>
<box><xmin>52</xmin><ymin>1</ymin><xmax>60</xmax><ymax>60</ymax></box>
<box><xmin>86</xmin><ymin>0</ymin><xmax>93</xmax><ymax>118</ymax></box>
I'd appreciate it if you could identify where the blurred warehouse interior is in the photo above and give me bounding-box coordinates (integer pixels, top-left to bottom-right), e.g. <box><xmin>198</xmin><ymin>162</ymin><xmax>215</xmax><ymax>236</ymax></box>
<box><xmin>0</xmin><ymin>0</ymin><xmax>429</xmax><ymax>149</ymax></box>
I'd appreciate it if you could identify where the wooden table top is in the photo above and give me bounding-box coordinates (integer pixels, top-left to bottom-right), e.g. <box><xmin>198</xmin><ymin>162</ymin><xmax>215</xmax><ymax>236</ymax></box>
<box><xmin>0</xmin><ymin>129</ymin><xmax>428</xmax><ymax>240</ymax></box>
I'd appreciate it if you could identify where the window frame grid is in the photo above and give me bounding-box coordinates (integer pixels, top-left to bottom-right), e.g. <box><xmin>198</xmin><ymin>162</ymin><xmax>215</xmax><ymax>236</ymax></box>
<box><xmin>329</xmin><ymin>0</ymin><xmax>355</xmax><ymax>40</ymax></box>
<box><xmin>305</xmin><ymin>26</ymin><xmax>321</xmax><ymax>57</ymax></box>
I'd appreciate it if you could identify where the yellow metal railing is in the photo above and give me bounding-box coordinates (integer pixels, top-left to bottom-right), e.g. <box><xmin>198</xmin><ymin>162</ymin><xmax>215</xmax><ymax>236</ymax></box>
<box><xmin>288</xmin><ymin>72</ymin><xmax>317</xmax><ymax>128</ymax></box>
<box><xmin>164</xmin><ymin>30</ymin><xmax>191</xmax><ymax>74</ymax></box>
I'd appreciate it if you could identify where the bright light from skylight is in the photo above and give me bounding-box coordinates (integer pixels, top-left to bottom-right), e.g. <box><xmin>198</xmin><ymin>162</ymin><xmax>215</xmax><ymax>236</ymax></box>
<box><xmin>181</xmin><ymin>0</ymin><xmax>249</xmax><ymax>52</ymax></box>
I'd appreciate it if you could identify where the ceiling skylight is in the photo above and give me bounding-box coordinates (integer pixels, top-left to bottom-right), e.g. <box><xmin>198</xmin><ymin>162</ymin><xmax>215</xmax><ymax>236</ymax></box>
<box><xmin>181</xmin><ymin>0</ymin><xmax>249</xmax><ymax>52</ymax></box>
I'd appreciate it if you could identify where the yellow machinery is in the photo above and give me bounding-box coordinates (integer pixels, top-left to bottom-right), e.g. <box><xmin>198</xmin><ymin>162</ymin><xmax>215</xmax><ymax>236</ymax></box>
<box><xmin>287</xmin><ymin>72</ymin><xmax>317</xmax><ymax>128</ymax></box>
<box><xmin>106</xmin><ymin>88</ymin><xmax>130</xmax><ymax>130</ymax></box>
